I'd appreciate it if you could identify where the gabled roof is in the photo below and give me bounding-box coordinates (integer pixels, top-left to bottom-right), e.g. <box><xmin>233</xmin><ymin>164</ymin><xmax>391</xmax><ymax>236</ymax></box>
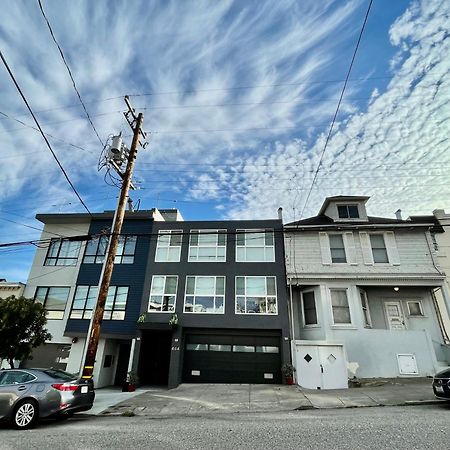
<box><xmin>318</xmin><ymin>195</ymin><xmax>370</xmax><ymax>215</ymax></box>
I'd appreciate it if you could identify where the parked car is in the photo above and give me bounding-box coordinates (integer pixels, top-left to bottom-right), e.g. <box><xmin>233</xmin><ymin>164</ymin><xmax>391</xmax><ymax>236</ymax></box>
<box><xmin>0</xmin><ymin>368</ymin><xmax>95</xmax><ymax>429</ymax></box>
<box><xmin>432</xmin><ymin>368</ymin><xmax>450</xmax><ymax>400</ymax></box>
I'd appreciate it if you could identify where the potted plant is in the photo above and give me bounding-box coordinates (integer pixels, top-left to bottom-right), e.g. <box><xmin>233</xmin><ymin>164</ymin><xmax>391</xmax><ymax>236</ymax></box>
<box><xmin>168</xmin><ymin>313</ymin><xmax>179</xmax><ymax>329</ymax></box>
<box><xmin>122</xmin><ymin>371</ymin><xmax>139</xmax><ymax>392</ymax></box>
<box><xmin>281</xmin><ymin>363</ymin><xmax>296</xmax><ymax>385</ymax></box>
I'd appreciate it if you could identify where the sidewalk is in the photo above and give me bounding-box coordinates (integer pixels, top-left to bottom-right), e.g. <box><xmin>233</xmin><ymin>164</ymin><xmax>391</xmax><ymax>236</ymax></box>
<box><xmin>99</xmin><ymin>378</ymin><xmax>445</xmax><ymax>417</ymax></box>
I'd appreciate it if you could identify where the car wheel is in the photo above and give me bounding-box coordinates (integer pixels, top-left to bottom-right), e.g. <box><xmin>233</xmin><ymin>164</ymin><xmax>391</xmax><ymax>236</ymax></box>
<box><xmin>12</xmin><ymin>399</ymin><xmax>38</xmax><ymax>430</ymax></box>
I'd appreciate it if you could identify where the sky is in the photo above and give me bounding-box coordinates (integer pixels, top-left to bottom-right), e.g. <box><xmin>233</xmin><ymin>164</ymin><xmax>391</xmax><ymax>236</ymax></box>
<box><xmin>0</xmin><ymin>0</ymin><xmax>449</xmax><ymax>282</ymax></box>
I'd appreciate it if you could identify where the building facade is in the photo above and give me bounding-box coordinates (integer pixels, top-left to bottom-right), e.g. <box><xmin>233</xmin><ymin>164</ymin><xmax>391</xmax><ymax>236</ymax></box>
<box><xmin>22</xmin><ymin>209</ymin><xmax>290</xmax><ymax>388</ymax></box>
<box><xmin>284</xmin><ymin>196</ymin><xmax>450</xmax><ymax>389</ymax></box>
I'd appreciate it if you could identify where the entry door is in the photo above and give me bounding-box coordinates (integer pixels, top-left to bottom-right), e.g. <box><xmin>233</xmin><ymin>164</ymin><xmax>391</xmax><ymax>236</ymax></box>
<box><xmin>318</xmin><ymin>346</ymin><xmax>347</xmax><ymax>390</ymax></box>
<box><xmin>385</xmin><ymin>301</ymin><xmax>406</xmax><ymax>330</ymax></box>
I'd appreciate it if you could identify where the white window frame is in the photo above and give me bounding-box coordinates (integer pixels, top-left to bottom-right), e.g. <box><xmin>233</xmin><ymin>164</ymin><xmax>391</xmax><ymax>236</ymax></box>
<box><xmin>329</xmin><ymin>233</ymin><xmax>347</xmax><ymax>264</ymax></box>
<box><xmin>329</xmin><ymin>288</ymin><xmax>353</xmax><ymax>326</ymax></box>
<box><xmin>148</xmin><ymin>275</ymin><xmax>178</xmax><ymax>313</ymax></box>
<box><xmin>359</xmin><ymin>288</ymin><xmax>372</xmax><ymax>328</ymax></box>
<box><xmin>407</xmin><ymin>300</ymin><xmax>425</xmax><ymax>317</ymax></box>
<box><xmin>188</xmin><ymin>229</ymin><xmax>226</xmax><ymax>262</ymax></box>
<box><xmin>235</xmin><ymin>276</ymin><xmax>278</xmax><ymax>315</ymax></box>
<box><xmin>369</xmin><ymin>233</ymin><xmax>389</xmax><ymax>264</ymax></box>
<box><xmin>301</xmin><ymin>289</ymin><xmax>319</xmax><ymax>327</ymax></box>
<box><xmin>236</xmin><ymin>229</ymin><xmax>275</xmax><ymax>262</ymax></box>
<box><xmin>184</xmin><ymin>276</ymin><xmax>225</xmax><ymax>314</ymax></box>
<box><xmin>155</xmin><ymin>230</ymin><xmax>182</xmax><ymax>262</ymax></box>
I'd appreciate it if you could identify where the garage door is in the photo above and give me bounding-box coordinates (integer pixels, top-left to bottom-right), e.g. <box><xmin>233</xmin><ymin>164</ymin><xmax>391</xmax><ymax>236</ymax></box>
<box><xmin>183</xmin><ymin>333</ymin><xmax>281</xmax><ymax>384</ymax></box>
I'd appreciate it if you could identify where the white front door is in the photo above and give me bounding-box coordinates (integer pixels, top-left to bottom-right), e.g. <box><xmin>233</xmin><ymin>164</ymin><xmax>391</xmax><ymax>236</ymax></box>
<box><xmin>385</xmin><ymin>301</ymin><xmax>406</xmax><ymax>330</ymax></box>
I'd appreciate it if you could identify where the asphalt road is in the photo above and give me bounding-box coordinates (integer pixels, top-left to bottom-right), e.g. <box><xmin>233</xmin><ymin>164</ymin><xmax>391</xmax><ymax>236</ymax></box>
<box><xmin>1</xmin><ymin>404</ymin><xmax>449</xmax><ymax>449</ymax></box>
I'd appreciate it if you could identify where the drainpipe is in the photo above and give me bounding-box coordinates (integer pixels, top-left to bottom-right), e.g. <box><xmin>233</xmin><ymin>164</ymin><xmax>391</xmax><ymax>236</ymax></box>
<box><xmin>289</xmin><ymin>282</ymin><xmax>297</xmax><ymax>384</ymax></box>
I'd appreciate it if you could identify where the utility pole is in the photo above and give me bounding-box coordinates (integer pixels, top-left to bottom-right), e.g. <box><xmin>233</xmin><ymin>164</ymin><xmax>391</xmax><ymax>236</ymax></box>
<box><xmin>81</xmin><ymin>96</ymin><xmax>145</xmax><ymax>380</ymax></box>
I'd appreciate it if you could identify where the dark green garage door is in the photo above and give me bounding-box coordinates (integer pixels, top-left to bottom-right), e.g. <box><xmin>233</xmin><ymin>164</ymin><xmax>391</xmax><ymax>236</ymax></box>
<box><xmin>183</xmin><ymin>333</ymin><xmax>281</xmax><ymax>384</ymax></box>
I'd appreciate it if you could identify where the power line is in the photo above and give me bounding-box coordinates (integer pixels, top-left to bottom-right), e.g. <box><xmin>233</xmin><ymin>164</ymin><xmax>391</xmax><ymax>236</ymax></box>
<box><xmin>36</xmin><ymin>0</ymin><xmax>104</xmax><ymax>147</ymax></box>
<box><xmin>0</xmin><ymin>111</ymin><xmax>93</xmax><ymax>153</ymax></box>
<box><xmin>299</xmin><ymin>0</ymin><xmax>374</xmax><ymax>219</ymax></box>
<box><xmin>0</xmin><ymin>49</ymin><xmax>92</xmax><ymax>216</ymax></box>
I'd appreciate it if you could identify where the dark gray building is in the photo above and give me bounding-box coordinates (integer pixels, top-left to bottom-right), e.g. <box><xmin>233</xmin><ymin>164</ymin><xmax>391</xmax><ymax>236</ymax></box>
<box><xmin>24</xmin><ymin>209</ymin><xmax>291</xmax><ymax>389</ymax></box>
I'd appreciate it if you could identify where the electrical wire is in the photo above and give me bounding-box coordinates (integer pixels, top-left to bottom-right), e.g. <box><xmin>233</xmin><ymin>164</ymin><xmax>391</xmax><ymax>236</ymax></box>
<box><xmin>36</xmin><ymin>0</ymin><xmax>104</xmax><ymax>147</ymax></box>
<box><xmin>299</xmin><ymin>0</ymin><xmax>374</xmax><ymax>219</ymax></box>
<box><xmin>0</xmin><ymin>49</ymin><xmax>92</xmax><ymax>216</ymax></box>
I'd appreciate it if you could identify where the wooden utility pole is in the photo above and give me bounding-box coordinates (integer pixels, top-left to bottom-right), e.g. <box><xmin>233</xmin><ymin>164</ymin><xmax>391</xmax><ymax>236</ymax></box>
<box><xmin>81</xmin><ymin>97</ymin><xmax>145</xmax><ymax>380</ymax></box>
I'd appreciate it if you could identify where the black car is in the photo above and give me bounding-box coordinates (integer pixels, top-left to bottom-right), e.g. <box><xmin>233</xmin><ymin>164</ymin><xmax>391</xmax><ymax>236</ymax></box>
<box><xmin>0</xmin><ymin>368</ymin><xmax>95</xmax><ymax>429</ymax></box>
<box><xmin>432</xmin><ymin>368</ymin><xmax>450</xmax><ymax>400</ymax></box>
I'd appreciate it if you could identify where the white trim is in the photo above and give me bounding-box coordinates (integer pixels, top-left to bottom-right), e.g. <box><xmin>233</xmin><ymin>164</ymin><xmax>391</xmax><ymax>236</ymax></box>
<box><xmin>155</xmin><ymin>230</ymin><xmax>182</xmax><ymax>262</ymax></box>
<box><xmin>183</xmin><ymin>275</ymin><xmax>225</xmax><ymax>314</ymax></box>
<box><xmin>329</xmin><ymin>287</ymin><xmax>353</xmax><ymax>326</ymax></box>
<box><xmin>300</xmin><ymin>289</ymin><xmax>319</xmax><ymax>327</ymax></box>
<box><xmin>358</xmin><ymin>288</ymin><xmax>372</xmax><ymax>328</ymax></box>
<box><xmin>406</xmin><ymin>300</ymin><xmax>425</xmax><ymax>317</ymax></box>
<box><xmin>235</xmin><ymin>229</ymin><xmax>275</xmax><ymax>262</ymax></box>
<box><xmin>235</xmin><ymin>275</ymin><xmax>278</xmax><ymax>315</ymax></box>
<box><xmin>188</xmin><ymin>229</ymin><xmax>227</xmax><ymax>263</ymax></box>
<box><xmin>148</xmin><ymin>275</ymin><xmax>179</xmax><ymax>313</ymax></box>
<box><xmin>318</xmin><ymin>232</ymin><xmax>332</xmax><ymax>265</ymax></box>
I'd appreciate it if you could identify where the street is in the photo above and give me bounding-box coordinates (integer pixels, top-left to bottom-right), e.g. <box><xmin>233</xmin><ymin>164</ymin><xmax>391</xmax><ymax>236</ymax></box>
<box><xmin>1</xmin><ymin>404</ymin><xmax>449</xmax><ymax>449</ymax></box>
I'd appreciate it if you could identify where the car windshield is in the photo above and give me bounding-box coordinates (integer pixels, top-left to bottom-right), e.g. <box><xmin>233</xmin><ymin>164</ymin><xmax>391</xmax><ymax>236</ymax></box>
<box><xmin>436</xmin><ymin>368</ymin><xmax>450</xmax><ymax>378</ymax></box>
<box><xmin>41</xmin><ymin>368</ymin><xmax>77</xmax><ymax>381</ymax></box>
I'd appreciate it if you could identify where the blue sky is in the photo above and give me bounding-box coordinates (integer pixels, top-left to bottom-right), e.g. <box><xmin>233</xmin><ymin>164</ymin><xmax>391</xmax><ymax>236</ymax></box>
<box><xmin>0</xmin><ymin>0</ymin><xmax>449</xmax><ymax>282</ymax></box>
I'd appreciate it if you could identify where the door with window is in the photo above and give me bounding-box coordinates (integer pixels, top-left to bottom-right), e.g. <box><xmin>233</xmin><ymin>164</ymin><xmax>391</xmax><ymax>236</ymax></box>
<box><xmin>385</xmin><ymin>301</ymin><xmax>406</xmax><ymax>330</ymax></box>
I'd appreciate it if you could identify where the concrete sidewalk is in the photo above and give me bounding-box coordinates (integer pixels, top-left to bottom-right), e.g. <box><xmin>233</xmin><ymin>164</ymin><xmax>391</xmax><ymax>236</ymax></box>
<box><xmin>99</xmin><ymin>378</ymin><xmax>445</xmax><ymax>417</ymax></box>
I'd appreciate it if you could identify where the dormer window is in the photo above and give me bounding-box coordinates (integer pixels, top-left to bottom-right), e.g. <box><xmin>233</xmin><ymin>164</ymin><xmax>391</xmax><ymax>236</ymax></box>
<box><xmin>337</xmin><ymin>205</ymin><xmax>359</xmax><ymax>219</ymax></box>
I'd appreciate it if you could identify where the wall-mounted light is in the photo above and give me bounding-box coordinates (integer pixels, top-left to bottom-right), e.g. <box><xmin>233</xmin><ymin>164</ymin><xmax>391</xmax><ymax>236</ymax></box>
<box><xmin>393</xmin><ymin>287</ymin><xmax>400</xmax><ymax>292</ymax></box>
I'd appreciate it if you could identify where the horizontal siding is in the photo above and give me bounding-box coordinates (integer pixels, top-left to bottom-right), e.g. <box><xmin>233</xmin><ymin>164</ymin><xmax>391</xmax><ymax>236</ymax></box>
<box><xmin>285</xmin><ymin>229</ymin><xmax>440</xmax><ymax>276</ymax></box>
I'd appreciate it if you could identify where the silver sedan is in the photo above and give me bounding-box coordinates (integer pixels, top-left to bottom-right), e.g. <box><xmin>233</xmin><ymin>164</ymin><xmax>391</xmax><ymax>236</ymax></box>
<box><xmin>0</xmin><ymin>368</ymin><xmax>95</xmax><ymax>429</ymax></box>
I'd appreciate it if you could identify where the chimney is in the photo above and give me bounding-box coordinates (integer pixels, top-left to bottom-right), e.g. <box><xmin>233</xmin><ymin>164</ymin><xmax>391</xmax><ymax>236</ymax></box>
<box><xmin>277</xmin><ymin>207</ymin><xmax>283</xmax><ymax>222</ymax></box>
<box><xmin>395</xmin><ymin>209</ymin><xmax>402</xmax><ymax>221</ymax></box>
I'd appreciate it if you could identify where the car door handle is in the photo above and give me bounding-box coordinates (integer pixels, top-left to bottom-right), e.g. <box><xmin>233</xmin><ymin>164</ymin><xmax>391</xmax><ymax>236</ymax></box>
<box><xmin>17</xmin><ymin>386</ymin><xmax>27</xmax><ymax>391</ymax></box>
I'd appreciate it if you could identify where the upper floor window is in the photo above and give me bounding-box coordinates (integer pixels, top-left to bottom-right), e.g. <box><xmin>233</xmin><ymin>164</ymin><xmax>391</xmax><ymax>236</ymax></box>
<box><xmin>369</xmin><ymin>234</ymin><xmax>388</xmax><ymax>263</ymax></box>
<box><xmin>189</xmin><ymin>230</ymin><xmax>226</xmax><ymax>262</ymax></box>
<box><xmin>337</xmin><ymin>205</ymin><xmax>359</xmax><ymax>219</ymax></box>
<box><xmin>301</xmin><ymin>291</ymin><xmax>318</xmax><ymax>326</ymax></box>
<box><xmin>35</xmin><ymin>286</ymin><xmax>70</xmax><ymax>320</ymax></box>
<box><xmin>235</xmin><ymin>276</ymin><xmax>277</xmax><ymax>314</ymax></box>
<box><xmin>329</xmin><ymin>234</ymin><xmax>347</xmax><ymax>263</ymax></box>
<box><xmin>155</xmin><ymin>230</ymin><xmax>182</xmax><ymax>262</ymax></box>
<box><xmin>407</xmin><ymin>300</ymin><xmax>424</xmax><ymax>317</ymax></box>
<box><xmin>236</xmin><ymin>230</ymin><xmax>275</xmax><ymax>262</ymax></box>
<box><xmin>330</xmin><ymin>289</ymin><xmax>351</xmax><ymax>325</ymax></box>
<box><xmin>70</xmin><ymin>285</ymin><xmax>128</xmax><ymax>320</ymax></box>
<box><xmin>44</xmin><ymin>239</ymin><xmax>81</xmax><ymax>266</ymax></box>
<box><xmin>83</xmin><ymin>235</ymin><xmax>137</xmax><ymax>264</ymax></box>
<box><xmin>184</xmin><ymin>276</ymin><xmax>225</xmax><ymax>314</ymax></box>
<box><xmin>149</xmin><ymin>275</ymin><xmax>178</xmax><ymax>312</ymax></box>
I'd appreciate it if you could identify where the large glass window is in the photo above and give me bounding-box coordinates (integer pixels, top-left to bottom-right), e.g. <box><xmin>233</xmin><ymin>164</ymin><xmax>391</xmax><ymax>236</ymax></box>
<box><xmin>189</xmin><ymin>230</ymin><xmax>226</xmax><ymax>262</ymax></box>
<box><xmin>35</xmin><ymin>287</ymin><xmax>70</xmax><ymax>320</ymax></box>
<box><xmin>155</xmin><ymin>230</ymin><xmax>182</xmax><ymax>262</ymax></box>
<box><xmin>70</xmin><ymin>285</ymin><xmax>128</xmax><ymax>320</ymax></box>
<box><xmin>148</xmin><ymin>276</ymin><xmax>178</xmax><ymax>312</ymax></box>
<box><xmin>301</xmin><ymin>291</ymin><xmax>318</xmax><ymax>326</ymax></box>
<box><xmin>184</xmin><ymin>276</ymin><xmax>225</xmax><ymax>314</ymax></box>
<box><xmin>235</xmin><ymin>276</ymin><xmax>277</xmax><ymax>314</ymax></box>
<box><xmin>44</xmin><ymin>239</ymin><xmax>81</xmax><ymax>266</ymax></box>
<box><xmin>370</xmin><ymin>234</ymin><xmax>389</xmax><ymax>263</ymax></box>
<box><xmin>236</xmin><ymin>230</ymin><xmax>275</xmax><ymax>262</ymax></box>
<box><xmin>329</xmin><ymin>234</ymin><xmax>347</xmax><ymax>263</ymax></box>
<box><xmin>330</xmin><ymin>289</ymin><xmax>351</xmax><ymax>324</ymax></box>
<box><xmin>83</xmin><ymin>235</ymin><xmax>137</xmax><ymax>264</ymax></box>
<box><xmin>337</xmin><ymin>205</ymin><xmax>359</xmax><ymax>219</ymax></box>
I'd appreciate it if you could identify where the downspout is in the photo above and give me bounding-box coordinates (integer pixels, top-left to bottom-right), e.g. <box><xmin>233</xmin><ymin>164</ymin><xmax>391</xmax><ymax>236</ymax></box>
<box><xmin>289</xmin><ymin>282</ymin><xmax>297</xmax><ymax>383</ymax></box>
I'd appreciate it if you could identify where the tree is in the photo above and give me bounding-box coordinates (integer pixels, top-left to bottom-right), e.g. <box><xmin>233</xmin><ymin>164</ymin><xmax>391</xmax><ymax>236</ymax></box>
<box><xmin>0</xmin><ymin>296</ymin><xmax>52</xmax><ymax>368</ymax></box>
